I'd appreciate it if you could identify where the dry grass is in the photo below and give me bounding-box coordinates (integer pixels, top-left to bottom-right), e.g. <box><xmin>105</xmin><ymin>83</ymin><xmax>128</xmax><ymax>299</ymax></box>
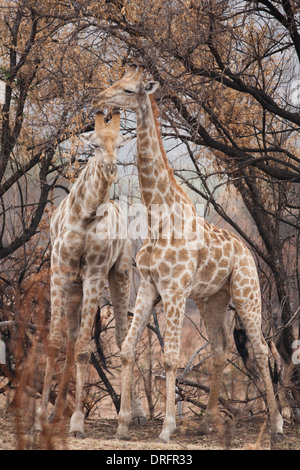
<box><xmin>1</xmin><ymin>291</ymin><xmax>298</xmax><ymax>451</ymax></box>
<box><xmin>0</xmin><ymin>409</ymin><xmax>299</xmax><ymax>451</ymax></box>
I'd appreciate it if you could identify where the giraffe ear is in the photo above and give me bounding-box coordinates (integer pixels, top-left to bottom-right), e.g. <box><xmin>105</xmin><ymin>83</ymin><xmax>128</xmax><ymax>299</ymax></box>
<box><xmin>80</xmin><ymin>131</ymin><xmax>93</xmax><ymax>143</ymax></box>
<box><xmin>144</xmin><ymin>81</ymin><xmax>159</xmax><ymax>94</ymax></box>
<box><xmin>80</xmin><ymin>131</ymin><xmax>98</xmax><ymax>147</ymax></box>
<box><xmin>118</xmin><ymin>135</ymin><xmax>132</xmax><ymax>148</ymax></box>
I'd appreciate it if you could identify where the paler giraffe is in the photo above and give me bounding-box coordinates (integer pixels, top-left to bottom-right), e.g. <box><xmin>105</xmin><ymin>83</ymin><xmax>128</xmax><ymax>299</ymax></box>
<box><xmin>91</xmin><ymin>65</ymin><xmax>284</xmax><ymax>445</ymax></box>
<box><xmin>34</xmin><ymin>109</ymin><xmax>146</xmax><ymax>438</ymax></box>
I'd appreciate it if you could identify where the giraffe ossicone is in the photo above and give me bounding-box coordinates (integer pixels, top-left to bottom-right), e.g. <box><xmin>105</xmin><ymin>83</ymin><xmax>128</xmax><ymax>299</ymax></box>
<box><xmin>92</xmin><ymin>65</ymin><xmax>284</xmax><ymax>445</ymax></box>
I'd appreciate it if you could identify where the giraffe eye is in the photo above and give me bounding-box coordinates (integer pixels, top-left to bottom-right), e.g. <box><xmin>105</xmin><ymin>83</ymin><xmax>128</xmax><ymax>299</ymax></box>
<box><xmin>124</xmin><ymin>89</ymin><xmax>134</xmax><ymax>94</ymax></box>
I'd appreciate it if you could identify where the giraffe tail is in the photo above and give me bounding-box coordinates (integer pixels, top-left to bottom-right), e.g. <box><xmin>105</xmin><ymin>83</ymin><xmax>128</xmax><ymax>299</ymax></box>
<box><xmin>233</xmin><ymin>313</ymin><xmax>260</xmax><ymax>381</ymax></box>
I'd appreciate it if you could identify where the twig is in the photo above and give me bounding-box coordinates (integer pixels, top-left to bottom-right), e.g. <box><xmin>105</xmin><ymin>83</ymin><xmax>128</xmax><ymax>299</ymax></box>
<box><xmin>266</xmin><ymin>306</ymin><xmax>300</xmax><ymax>341</ymax></box>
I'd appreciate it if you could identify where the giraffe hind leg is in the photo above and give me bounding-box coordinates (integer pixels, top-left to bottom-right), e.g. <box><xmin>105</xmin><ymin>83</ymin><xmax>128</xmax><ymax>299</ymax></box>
<box><xmin>235</xmin><ymin>304</ymin><xmax>284</xmax><ymax>443</ymax></box>
<box><xmin>230</xmin><ymin>265</ymin><xmax>284</xmax><ymax>444</ymax></box>
<box><xmin>195</xmin><ymin>291</ymin><xmax>230</xmax><ymax>434</ymax></box>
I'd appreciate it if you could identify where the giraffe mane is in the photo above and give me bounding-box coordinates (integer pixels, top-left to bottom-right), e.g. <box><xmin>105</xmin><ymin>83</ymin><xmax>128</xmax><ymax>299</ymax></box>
<box><xmin>149</xmin><ymin>94</ymin><xmax>193</xmax><ymax>204</ymax></box>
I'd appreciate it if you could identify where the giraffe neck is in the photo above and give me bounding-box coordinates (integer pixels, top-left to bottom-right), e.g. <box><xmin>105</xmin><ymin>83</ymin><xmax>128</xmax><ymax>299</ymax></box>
<box><xmin>66</xmin><ymin>157</ymin><xmax>111</xmax><ymax>228</ymax></box>
<box><xmin>135</xmin><ymin>94</ymin><xmax>194</xmax><ymax>209</ymax></box>
<box><xmin>136</xmin><ymin>95</ymin><xmax>172</xmax><ymax>208</ymax></box>
<box><xmin>135</xmin><ymin>95</ymin><xmax>197</xmax><ymax>242</ymax></box>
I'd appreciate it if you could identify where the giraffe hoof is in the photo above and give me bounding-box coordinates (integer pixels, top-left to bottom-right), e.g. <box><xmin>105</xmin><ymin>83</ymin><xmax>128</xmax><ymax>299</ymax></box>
<box><xmin>70</xmin><ymin>431</ymin><xmax>85</xmax><ymax>439</ymax></box>
<box><xmin>198</xmin><ymin>419</ymin><xmax>213</xmax><ymax>435</ymax></box>
<box><xmin>132</xmin><ymin>415</ymin><xmax>148</xmax><ymax>426</ymax></box>
<box><xmin>49</xmin><ymin>413</ymin><xmax>60</xmax><ymax>424</ymax></box>
<box><xmin>117</xmin><ymin>434</ymin><xmax>131</xmax><ymax>441</ymax></box>
<box><xmin>31</xmin><ymin>425</ymin><xmax>42</xmax><ymax>435</ymax></box>
<box><xmin>271</xmin><ymin>432</ymin><xmax>285</xmax><ymax>449</ymax></box>
<box><xmin>157</xmin><ymin>436</ymin><xmax>169</xmax><ymax>444</ymax></box>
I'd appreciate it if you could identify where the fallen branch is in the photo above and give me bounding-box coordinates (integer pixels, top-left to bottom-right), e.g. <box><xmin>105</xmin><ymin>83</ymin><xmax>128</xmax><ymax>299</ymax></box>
<box><xmin>0</xmin><ymin>320</ymin><xmax>47</xmax><ymax>331</ymax></box>
<box><xmin>267</xmin><ymin>307</ymin><xmax>300</xmax><ymax>341</ymax></box>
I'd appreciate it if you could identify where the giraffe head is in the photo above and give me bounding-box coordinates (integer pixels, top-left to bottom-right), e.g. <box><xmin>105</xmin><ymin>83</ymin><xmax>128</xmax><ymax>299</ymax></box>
<box><xmin>91</xmin><ymin>66</ymin><xmax>159</xmax><ymax>111</ymax></box>
<box><xmin>80</xmin><ymin>109</ymin><xmax>131</xmax><ymax>181</ymax></box>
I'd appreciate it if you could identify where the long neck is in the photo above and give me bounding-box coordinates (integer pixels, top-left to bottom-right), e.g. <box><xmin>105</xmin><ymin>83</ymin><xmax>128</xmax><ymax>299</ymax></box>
<box><xmin>135</xmin><ymin>94</ymin><xmax>192</xmax><ymax>209</ymax></box>
<box><xmin>66</xmin><ymin>157</ymin><xmax>112</xmax><ymax>227</ymax></box>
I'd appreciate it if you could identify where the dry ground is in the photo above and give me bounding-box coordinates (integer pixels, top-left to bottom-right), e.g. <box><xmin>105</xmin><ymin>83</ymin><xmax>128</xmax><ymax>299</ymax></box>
<box><xmin>0</xmin><ymin>408</ymin><xmax>299</xmax><ymax>451</ymax></box>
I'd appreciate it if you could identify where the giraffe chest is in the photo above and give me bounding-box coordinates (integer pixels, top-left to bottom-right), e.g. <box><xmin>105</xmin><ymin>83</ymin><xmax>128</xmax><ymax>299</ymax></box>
<box><xmin>51</xmin><ymin>202</ymin><xmax>126</xmax><ymax>274</ymax></box>
<box><xmin>82</xmin><ymin>221</ymin><xmax>123</xmax><ymax>271</ymax></box>
<box><xmin>51</xmin><ymin>228</ymin><xmax>86</xmax><ymax>266</ymax></box>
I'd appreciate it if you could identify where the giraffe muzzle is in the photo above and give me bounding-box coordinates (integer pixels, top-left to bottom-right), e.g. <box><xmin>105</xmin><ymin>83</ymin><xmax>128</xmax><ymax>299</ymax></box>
<box><xmin>103</xmin><ymin>162</ymin><xmax>117</xmax><ymax>180</ymax></box>
<box><xmin>91</xmin><ymin>97</ymin><xmax>102</xmax><ymax>108</ymax></box>
<box><xmin>92</xmin><ymin>90</ymin><xmax>108</xmax><ymax>109</ymax></box>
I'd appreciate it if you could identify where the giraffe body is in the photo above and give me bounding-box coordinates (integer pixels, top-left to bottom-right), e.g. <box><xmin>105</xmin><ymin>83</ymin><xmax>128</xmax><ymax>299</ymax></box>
<box><xmin>92</xmin><ymin>67</ymin><xmax>284</xmax><ymax>444</ymax></box>
<box><xmin>34</xmin><ymin>110</ymin><xmax>145</xmax><ymax>438</ymax></box>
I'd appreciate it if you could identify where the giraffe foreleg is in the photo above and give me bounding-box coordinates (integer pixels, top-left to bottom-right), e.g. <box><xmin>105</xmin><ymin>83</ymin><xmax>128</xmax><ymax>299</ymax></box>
<box><xmin>109</xmin><ymin>260</ymin><xmax>147</xmax><ymax>426</ymax></box>
<box><xmin>70</xmin><ymin>278</ymin><xmax>105</xmax><ymax>438</ymax></box>
<box><xmin>34</xmin><ymin>356</ymin><xmax>56</xmax><ymax>433</ymax></box>
<box><xmin>50</xmin><ymin>281</ymin><xmax>82</xmax><ymax>423</ymax></box>
<box><xmin>117</xmin><ymin>281</ymin><xmax>158</xmax><ymax>440</ymax></box>
<box><xmin>158</xmin><ymin>295</ymin><xmax>186</xmax><ymax>443</ymax></box>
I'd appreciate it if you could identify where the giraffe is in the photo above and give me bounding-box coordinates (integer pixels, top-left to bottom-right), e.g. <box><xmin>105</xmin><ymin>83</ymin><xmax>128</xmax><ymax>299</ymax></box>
<box><xmin>91</xmin><ymin>66</ymin><xmax>285</xmax><ymax>445</ymax></box>
<box><xmin>34</xmin><ymin>109</ymin><xmax>146</xmax><ymax>438</ymax></box>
